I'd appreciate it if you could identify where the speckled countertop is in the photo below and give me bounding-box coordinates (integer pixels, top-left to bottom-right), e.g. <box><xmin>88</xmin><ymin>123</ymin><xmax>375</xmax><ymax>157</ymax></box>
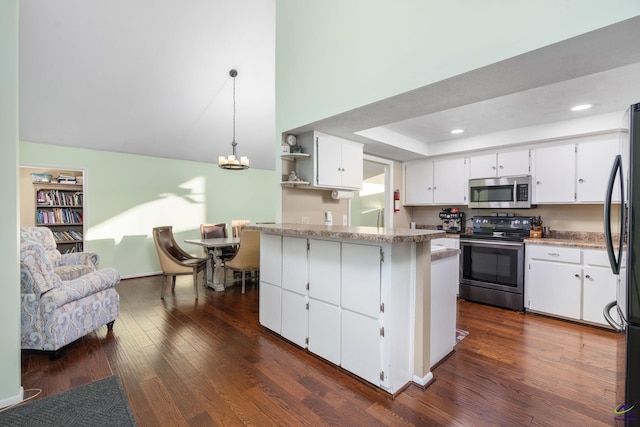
<box><xmin>417</xmin><ymin>224</ymin><xmax>612</xmax><ymax>249</ymax></box>
<box><xmin>246</xmin><ymin>223</ymin><xmax>446</xmax><ymax>243</ymax></box>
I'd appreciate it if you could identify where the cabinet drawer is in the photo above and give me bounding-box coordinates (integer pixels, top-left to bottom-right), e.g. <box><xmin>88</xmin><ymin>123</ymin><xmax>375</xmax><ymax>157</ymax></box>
<box><xmin>526</xmin><ymin>245</ymin><xmax>581</xmax><ymax>264</ymax></box>
<box><xmin>584</xmin><ymin>248</ymin><xmax>626</xmax><ymax>268</ymax></box>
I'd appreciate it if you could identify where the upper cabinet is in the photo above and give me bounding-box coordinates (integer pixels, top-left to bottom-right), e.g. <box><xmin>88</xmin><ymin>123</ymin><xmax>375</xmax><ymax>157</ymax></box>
<box><xmin>575</xmin><ymin>134</ymin><xmax>621</xmax><ymax>203</ymax></box>
<box><xmin>533</xmin><ymin>143</ymin><xmax>576</xmax><ymax>203</ymax></box>
<box><xmin>297</xmin><ymin>131</ymin><xmax>363</xmax><ymax>190</ymax></box>
<box><xmin>532</xmin><ymin>133</ymin><xmax>621</xmax><ymax>204</ymax></box>
<box><xmin>404</xmin><ymin>159</ymin><xmax>434</xmax><ymax>205</ymax></box>
<box><xmin>404</xmin><ymin>157</ymin><xmax>466</xmax><ymax>205</ymax></box>
<box><xmin>468</xmin><ymin>150</ymin><xmax>530</xmax><ymax>179</ymax></box>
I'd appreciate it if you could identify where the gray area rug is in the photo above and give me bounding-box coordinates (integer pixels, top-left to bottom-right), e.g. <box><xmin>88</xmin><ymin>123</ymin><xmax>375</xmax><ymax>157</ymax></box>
<box><xmin>0</xmin><ymin>375</ymin><xmax>137</xmax><ymax>426</ymax></box>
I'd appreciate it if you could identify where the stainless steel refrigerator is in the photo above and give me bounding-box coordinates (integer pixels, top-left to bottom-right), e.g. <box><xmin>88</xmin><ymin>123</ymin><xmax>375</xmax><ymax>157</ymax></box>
<box><xmin>604</xmin><ymin>102</ymin><xmax>640</xmax><ymax>426</ymax></box>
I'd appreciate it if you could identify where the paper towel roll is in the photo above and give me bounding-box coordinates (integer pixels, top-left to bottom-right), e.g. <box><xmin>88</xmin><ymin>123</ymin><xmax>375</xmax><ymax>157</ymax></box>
<box><xmin>331</xmin><ymin>190</ymin><xmax>353</xmax><ymax>200</ymax></box>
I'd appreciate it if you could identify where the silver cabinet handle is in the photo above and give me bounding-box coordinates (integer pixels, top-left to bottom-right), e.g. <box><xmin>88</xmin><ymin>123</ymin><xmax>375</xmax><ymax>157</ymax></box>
<box><xmin>537</xmin><ymin>181</ymin><xmax>542</xmax><ymax>184</ymax></box>
<box><xmin>578</xmin><ymin>178</ymin><xmax>585</xmax><ymax>183</ymax></box>
<box><xmin>548</xmin><ymin>252</ymin><xmax>560</xmax><ymax>257</ymax></box>
<box><xmin>574</xmin><ymin>273</ymin><xmax>580</xmax><ymax>278</ymax></box>
<box><xmin>585</xmin><ymin>274</ymin><xmax>591</xmax><ymax>279</ymax></box>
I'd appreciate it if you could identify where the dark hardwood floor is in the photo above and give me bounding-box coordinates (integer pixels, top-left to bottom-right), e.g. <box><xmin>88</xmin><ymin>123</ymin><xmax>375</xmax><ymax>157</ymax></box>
<box><xmin>21</xmin><ymin>275</ymin><xmax>624</xmax><ymax>426</ymax></box>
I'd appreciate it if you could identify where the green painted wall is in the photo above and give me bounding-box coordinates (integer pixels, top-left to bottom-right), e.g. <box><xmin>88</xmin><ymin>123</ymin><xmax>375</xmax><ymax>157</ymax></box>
<box><xmin>0</xmin><ymin>0</ymin><xmax>21</xmax><ymax>406</ymax></box>
<box><xmin>20</xmin><ymin>142</ymin><xmax>278</xmax><ymax>278</ymax></box>
<box><xmin>276</xmin><ymin>0</ymin><xmax>640</xmax><ymax>133</ymax></box>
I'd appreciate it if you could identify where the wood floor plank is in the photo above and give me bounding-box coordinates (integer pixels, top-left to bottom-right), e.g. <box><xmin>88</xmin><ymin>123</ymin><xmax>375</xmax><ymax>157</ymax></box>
<box><xmin>19</xmin><ymin>275</ymin><xmax>624</xmax><ymax>426</ymax></box>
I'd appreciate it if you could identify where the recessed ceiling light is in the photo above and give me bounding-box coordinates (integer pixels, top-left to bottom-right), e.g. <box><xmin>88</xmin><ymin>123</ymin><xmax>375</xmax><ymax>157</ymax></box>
<box><xmin>451</xmin><ymin>129</ymin><xmax>464</xmax><ymax>134</ymax></box>
<box><xmin>570</xmin><ymin>104</ymin><xmax>593</xmax><ymax>111</ymax></box>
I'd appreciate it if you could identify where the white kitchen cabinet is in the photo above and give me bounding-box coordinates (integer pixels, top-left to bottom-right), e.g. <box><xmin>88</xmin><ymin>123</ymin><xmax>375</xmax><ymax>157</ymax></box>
<box><xmin>259</xmin><ymin>234</ymin><xmax>282</xmax><ymax>333</ymax></box>
<box><xmin>403</xmin><ymin>159</ymin><xmax>434</xmax><ymax>205</ymax></box>
<box><xmin>525</xmin><ymin>245</ymin><xmax>619</xmax><ymax>327</ymax></box>
<box><xmin>280</xmin><ymin>236</ymin><xmax>309</xmax><ymax>347</ymax></box>
<box><xmin>257</xmin><ymin>229</ymin><xmax>434</xmax><ymax>394</ymax></box>
<box><xmin>281</xmin><ymin>289</ymin><xmax>308</xmax><ymax>347</ymax></box>
<box><xmin>282</xmin><ymin>236</ymin><xmax>308</xmax><ymax>294</ymax></box>
<box><xmin>309</xmin><ymin>239</ymin><xmax>341</xmax><ymax>305</ymax></box>
<box><xmin>341</xmin><ymin>243</ymin><xmax>381</xmax><ymax>318</ymax></box>
<box><xmin>308</xmin><ymin>239</ymin><xmax>341</xmax><ymax>364</ymax></box>
<box><xmin>308</xmin><ymin>299</ymin><xmax>341</xmax><ymax>364</ymax></box>
<box><xmin>576</xmin><ymin>135</ymin><xmax>621</xmax><ymax>203</ymax></box>
<box><xmin>433</xmin><ymin>157</ymin><xmax>467</xmax><ymax>205</ymax></box>
<box><xmin>297</xmin><ymin>131</ymin><xmax>363</xmax><ymax>190</ymax></box>
<box><xmin>468</xmin><ymin>150</ymin><xmax>530</xmax><ymax>179</ymax></box>
<box><xmin>341</xmin><ymin>309</ymin><xmax>381</xmax><ymax>386</ymax></box>
<box><xmin>533</xmin><ymin>143</ymin><xmax>576</xmax><ymax>203</ymax></box>
<box><xmin>582</xmin><ymin>249</ymin><xmax>618</xmax><ymax>326</ymax></box>
<box><xmin>430</xmin><ymin>254</ymin><xmax>458</xmax><ymax>367</ymax></box>
<box><xmin>259</xmin><ymin>282</ymin><xmax>282</xmax><ymax>334</ymax></box>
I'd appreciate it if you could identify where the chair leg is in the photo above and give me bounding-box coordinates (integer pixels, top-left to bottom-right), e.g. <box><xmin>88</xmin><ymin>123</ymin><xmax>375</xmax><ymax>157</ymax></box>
<box><xmin>171</xmin><ymin>275</ymin><xmax>176</xmax><ymax>290</ymax></box>
<box><xmin>107</xmin><ymin>320</ymin><xmax>115</xmax><ymax>331</ymax></box>
<box><xmin>161</xmin><ymin>274</ymin><xmax>168</xmax><ymax>299</ymax></box>
<box><xmin>193</xmin><ymin>268</ymin><xmax>199</xmax><ymax>300</ymax></box>
<box><xmin>223</xmin><ymin>266</ymin><xmax>228</xmax><ymax>287</ymax></box>
<box><xmin>241</xmin><ymin>271</ymin><xmax>246</xmax><ymax>294</ymax></box>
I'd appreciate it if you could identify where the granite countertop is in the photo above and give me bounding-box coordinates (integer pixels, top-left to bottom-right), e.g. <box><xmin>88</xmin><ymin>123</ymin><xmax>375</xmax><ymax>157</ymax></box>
<box><xmin>523</xmin><ymin>237</ymin><xmax>608</xmax><ymax>249</ymax></box>
<box><xmin>431</xmin><ymin>248</ymin><xmax>461</xmax><ymax>261</ymax></box>
<box><xmin>246</xmin><ymin>223</ymin><xmax>446</xmax><ymax>243</ymax></box>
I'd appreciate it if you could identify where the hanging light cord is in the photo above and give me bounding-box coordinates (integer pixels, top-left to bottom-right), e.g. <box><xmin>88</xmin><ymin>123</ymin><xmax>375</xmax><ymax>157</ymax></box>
<box><xmin>230</xmin><ymin>69</ymin><xmax>238</xmax><ymax>155</ymax></box>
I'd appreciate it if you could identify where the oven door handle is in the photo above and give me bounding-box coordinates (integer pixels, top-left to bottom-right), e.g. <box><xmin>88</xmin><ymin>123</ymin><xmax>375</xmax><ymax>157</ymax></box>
<box><xmin>460</xmin><ymin>239</ymin><xmax>523</xmax><ymax>247</ymax></box>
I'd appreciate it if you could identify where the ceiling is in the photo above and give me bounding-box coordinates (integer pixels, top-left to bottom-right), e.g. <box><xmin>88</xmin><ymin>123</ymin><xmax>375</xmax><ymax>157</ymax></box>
<box><xmin>18</xmin><ymin>5</ymin><xmax>640</xmax><ymax>170</ymax></box>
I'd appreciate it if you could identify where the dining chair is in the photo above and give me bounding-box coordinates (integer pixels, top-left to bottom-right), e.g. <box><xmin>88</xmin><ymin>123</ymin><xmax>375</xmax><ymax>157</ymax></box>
<box><xmin>223</xmin><ymin>229</ymin><xmax>260</xmax><ymax>294</ymax></box>
<box><xmin>152</xmin><ymin>226</ymin><xmax>206</xmax><ymax>299</ymax></box>
<box><xmin>200</xmin><ymin>223</ymin><xmax>236</xmax><ymax>259</ymax></box>
<box><xmin>231</xmin><ymin>219</ymin><xmax>251</xmax><ymax>238</ymax></box>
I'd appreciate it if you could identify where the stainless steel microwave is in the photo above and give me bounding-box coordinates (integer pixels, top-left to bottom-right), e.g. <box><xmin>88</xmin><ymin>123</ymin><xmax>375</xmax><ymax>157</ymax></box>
<box><xmin>468</xmin><ymin>175</ymin><xmax>532</xmax><ymax>209</ymax></box>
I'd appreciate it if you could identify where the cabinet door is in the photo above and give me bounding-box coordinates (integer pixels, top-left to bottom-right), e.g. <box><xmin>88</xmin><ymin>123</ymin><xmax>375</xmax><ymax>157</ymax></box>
<box><xmin>582</xmin><ymin>266</ymin><xmax>617</xmax><ymax>326</ymax></box>
<box><xmin>282</xmin><ymin>236</ymin><xmax>308</xmax><ymax>294</ymax></box>
<box><xmin>341</xmin><ymin>310</ymin><xmax>380</xmax><ymax>386</ymax></box>
<box><xmin>281</xmin><ymin>289</ymin><xmax>307</xmax><ymax>347</ymax></box>
<box><xmin>259</xmin><ymin>281</ymin><xmax>281</xmax><ymax>333</ymax></box>
<box><xmin>576</xmin><ymin>136</ymin><xmax>620</xmax><ymax>203</ymax></box>
<box><xmin>433</xmin><ymin>158</ymin><xmax>466</xmax><ymax>205</ymax></box>
<box><xmin>341</xmin><ymin>243</ymin><xmax>381</xmax><ymax>318</ymax></box>
<box><xmin>316</xmin><ymin>134</ymin><xmax>344</xmax><ymax>188</ymax></box>
<box><xmin>340</xmin><ymin>140</ymin><xmax>364</xmax><ymax>189</ymax></box>
<box><xmin>308</xmin><ymin>299</ymin><xmax>341</xmax><ymax>364</ymax></box>
<box><xmin>468</xmin><ymin>153</ymin><xmax>497</xmax><ymax>179</ymax></box>
<box><xmin>526</xmin><ymin>260</ymin><xmax>581</xmax><ymax>319</ymax></box>
<box><xmin>309</xmin><ymin>239</ymin><xmax>341</xmax><ymax>305</ymax></box>
<box><xmin>533</xmin><ymin>144</ymin><xmax>576</xmax><ymax>203</ymax></box>
<box><xmin>260</xmin><ymin>234</ymin><xmax>281</xmax><ymax>286</ymax></box>
<box><xmin>430</xmin><ymin>256</ymin><xmax>458</xmax><ymax>367</ymax></box>
<box><xmin>404</xmin><ymin>159</ymin><xmax>433</xmax><ymax>205</ymax></box>
<box><xmin>498</xmin><ymin>150</ymin><xmax>530</xmax><ymax>177</ymax></box>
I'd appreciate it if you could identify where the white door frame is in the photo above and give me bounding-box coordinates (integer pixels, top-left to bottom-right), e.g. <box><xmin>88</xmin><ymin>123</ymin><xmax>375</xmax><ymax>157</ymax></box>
<box><xmin>350</xmin><ymin>154</ymin><xmax>394</xmax><ymax>228</ymax></box>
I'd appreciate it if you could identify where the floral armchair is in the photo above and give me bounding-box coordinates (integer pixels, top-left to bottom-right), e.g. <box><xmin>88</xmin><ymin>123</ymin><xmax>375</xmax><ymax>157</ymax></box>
<box><xmin>20</xmin><ymin>240</ymin><xmax>120</xmax><ymax>355</ymax></box>
<box><xmin>20</xmin><ymin>226</ymin><xmax>99</xmax><ymax>280</ymax></box>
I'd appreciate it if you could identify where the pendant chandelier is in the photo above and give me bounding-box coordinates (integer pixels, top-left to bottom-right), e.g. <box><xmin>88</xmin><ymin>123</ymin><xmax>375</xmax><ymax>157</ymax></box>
<box><xmin>218</xmin><ymin>69</ymin><xmax>249</xmax><ymax>170</ymax></box>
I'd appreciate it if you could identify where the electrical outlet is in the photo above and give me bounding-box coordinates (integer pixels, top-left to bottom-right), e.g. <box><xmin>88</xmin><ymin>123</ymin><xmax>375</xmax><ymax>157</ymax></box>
<box><xmin>301</xmin><ymin>216</ymin><xmax>309</xmax><ymax>224</ymax></box>
<box><xmin>343</xmin><ymin>215</ymin><xmax>348</xmax><ymax>226</ymax></box>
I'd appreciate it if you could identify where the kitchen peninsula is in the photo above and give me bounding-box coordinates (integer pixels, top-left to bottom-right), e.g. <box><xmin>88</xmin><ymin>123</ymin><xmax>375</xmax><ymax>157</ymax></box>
<box><xmin>247</xmin><ymin>223</ymin><xmax>448</xmax><ymax>395</ymax></box>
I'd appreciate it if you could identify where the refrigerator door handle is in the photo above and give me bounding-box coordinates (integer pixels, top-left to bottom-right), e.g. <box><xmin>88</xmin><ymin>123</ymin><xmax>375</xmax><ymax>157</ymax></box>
<box><xmin>603</xmin><ymin>300</ymin><xmax>625</xmax><ymax>332</ymax></box>
<box><xmin>604</xmin><ymin>154</ymin><xmax>624</xmax><ymax>275</ymax></box>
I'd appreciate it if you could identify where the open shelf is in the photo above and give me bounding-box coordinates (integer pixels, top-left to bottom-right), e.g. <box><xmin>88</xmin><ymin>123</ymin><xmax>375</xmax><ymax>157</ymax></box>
<box><xmin>281</xmin><ymin>181</ymin><xmax>310</xmax><ymax>187</ymax></box>
<box><xmin>280</xmin><ymin>152</ymin><xmax>310</xmax><ymax>161</ymax></box>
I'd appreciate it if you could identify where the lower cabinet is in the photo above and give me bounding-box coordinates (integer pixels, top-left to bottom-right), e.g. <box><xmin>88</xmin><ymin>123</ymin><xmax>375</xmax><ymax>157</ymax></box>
<box><xmin>259</xmin><ymin>234</ymin><xmax>407</xmax><ymax>392</ymax></box>
<box><xmin>525</xmin><ymin>244</ymin><xmax>619</xmax><ymax>327</ymax></box>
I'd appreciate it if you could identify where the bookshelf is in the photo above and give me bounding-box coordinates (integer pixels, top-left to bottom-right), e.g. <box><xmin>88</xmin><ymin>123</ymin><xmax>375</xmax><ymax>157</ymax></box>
<box><xmin>34</xmin><ymin>183</ymin><xmax>84</xmax><ymax>253</ymax></box>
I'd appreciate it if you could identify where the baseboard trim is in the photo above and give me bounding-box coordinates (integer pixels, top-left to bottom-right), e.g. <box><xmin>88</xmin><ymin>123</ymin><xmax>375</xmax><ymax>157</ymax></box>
<box><xmin>0</xmin><ymin>386</ymin><xmax>24</xmax><ymax>409</ymax></box>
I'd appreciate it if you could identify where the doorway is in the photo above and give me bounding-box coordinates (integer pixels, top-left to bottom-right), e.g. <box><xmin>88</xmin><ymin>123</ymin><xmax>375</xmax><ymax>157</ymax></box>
<box><xmin>350</xmin><ymin>155</ymin><xmax>393</xmax><ymax>228</ymax></box>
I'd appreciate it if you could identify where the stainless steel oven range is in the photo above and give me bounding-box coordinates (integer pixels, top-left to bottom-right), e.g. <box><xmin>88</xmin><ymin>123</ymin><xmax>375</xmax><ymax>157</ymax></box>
<box><xmin>459</xmin><ymin>214</ymin><xmax>532</xmax><ymax>311</ymax></box>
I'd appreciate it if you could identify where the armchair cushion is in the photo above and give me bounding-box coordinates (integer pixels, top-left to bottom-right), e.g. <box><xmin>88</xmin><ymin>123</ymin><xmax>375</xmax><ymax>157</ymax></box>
<box><xmin>20</xmin><ymin>226</ymin><xmax>99</xmax><ymax>280</ymax></box>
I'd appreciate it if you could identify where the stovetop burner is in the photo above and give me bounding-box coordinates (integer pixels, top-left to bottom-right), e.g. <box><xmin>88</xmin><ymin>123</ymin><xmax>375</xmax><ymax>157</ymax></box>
<box><xmin>462</xmin><ymin>214</ymin><xmax>533</xmax><ymax>242</ymax></box>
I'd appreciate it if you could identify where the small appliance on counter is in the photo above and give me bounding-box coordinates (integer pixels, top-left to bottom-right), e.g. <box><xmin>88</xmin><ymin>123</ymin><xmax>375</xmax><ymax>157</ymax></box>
<box><xmin>439</xmin><ymin>208</ymin><xmax>465</xmax><ymax>234</ymax></box>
